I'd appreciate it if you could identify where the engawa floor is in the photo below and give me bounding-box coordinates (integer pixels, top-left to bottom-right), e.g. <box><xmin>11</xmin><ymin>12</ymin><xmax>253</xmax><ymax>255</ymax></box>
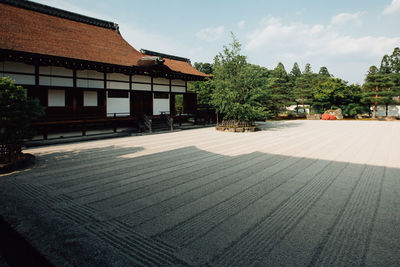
<box><xmin>1</xmin><ymin>120</ymin><xmax>399</xmax><ymax>266</ymax></box>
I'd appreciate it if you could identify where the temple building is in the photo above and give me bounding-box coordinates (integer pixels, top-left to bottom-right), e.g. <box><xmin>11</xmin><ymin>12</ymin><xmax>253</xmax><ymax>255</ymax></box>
<box><xmin>0</xmin><ymin>0</ymin><xmax>209</xmax><ymax>133</ymax></box>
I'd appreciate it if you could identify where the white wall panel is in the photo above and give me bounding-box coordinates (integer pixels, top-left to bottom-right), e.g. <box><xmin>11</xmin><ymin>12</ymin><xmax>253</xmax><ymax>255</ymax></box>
<box><xmin>40</xmin><ymin>76</ymin><xmax>73</xmax><ymax>87</ymax></box>
<box><xmin>171</xmin><ymin>79</ymin><xmax>185</xmax><ymax>86</ymax></box>
<box><xmin>153</xmin><ymin>84</ymin><xmax>169</xmax><ymax>92</ymax></box>
<box><xmin>52</xmin><ymin>77</ymin><xmax>73</xmax><ymax>87</ymax></box>
<box><xmin>132</xmin><ymin>75</ymin><xmax>151</xmax><ymax>83</ymax></box>
<box><xmin>40</xmin><ymin>66</ymin><xmax>72</xmax><ymax>77</ymax></box>
<box><xmin>84</xmin><ymin>91</ymin><xmax>98</xmax><ymax>107</ymax></box>
<box><xmin>133</xmin><ymin>83</ymin><xmax>151</xmax><ymax>91</ymax></box>
<box><xmin>1</xmin><ymin>73</ymin><xmax>35</xmax><ymax>85</ymax></box>
<box><xmin>107</xmin><ymin>95</ymin><xmax>130</xmax><ymax>116</ymax></box>
<box><xmin>48</xmin><ymin>89</ymin><xmax>65</xmax><ymax>107</ymax></box>
<box><xmin>77</xmin><ymin>70</ymin><xmax>104</xmax><ymax>79</ymax></box>
<box><xmin>77</xmin><ymin>78</ymin><xmax>104</xmax><ymax>88</ymax></box>
<box><xmin>3</xmin><ymin>61</ymin><xmax>34</xmax><ymax>73</ymax></box>
<box><xmin>107</xmin><ymin>81</ymin><xmax>129</xmax><ymax>90</ymax></box>
<box><xmin>153</xmin><ymin>98</ymin><xmax>170</xmax><ymax>115</ymax></box>
<box><xmin>373</xmin><ymin>105</ymin><xmax>400</xmax><ymax>117</ymax></box>
<box><xmin>388</xmin><ymin>105</ymin><xmax>400</xmax><ymax>116</ymax></box>
<box><xmin>375</xmin><ymin>106</ymin><xmax>387</xmax><ymax>117</ymax></box>
<box><xmin>153</xmin><ymin>77</ymin><xmax>169</xmax><ymax>85</ymax></box>
<box><xmin>171</xmin><ymin>86</ymin><xmax>186</xmax><ymax>93</ymax></box>
<box><xmin>107</xmin><ymin>73</ymin><xmax>129</xmax><ymax>81</ymax></box>
<box><xmin>39</xmin><ymin>76</ymin><xmax>51</xmax><ymax>86</ymax></box>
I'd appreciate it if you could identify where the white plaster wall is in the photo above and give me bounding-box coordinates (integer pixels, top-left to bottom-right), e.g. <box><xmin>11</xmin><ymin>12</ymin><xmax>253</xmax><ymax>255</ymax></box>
<box><xmin>76</xmin><ymin>70</ymin><xmax>104</xmax><ymax>79</ymax></box>
<box><xmin>48</xmin><ymin>89</ymin><xmax>65</xmax><ymax>107</ymax></box>
<box><xmin>107</xmin><ymin>73</ymin><xmax>129</xmax><ymax>81</ymax></box>
<box><xmin>133</xmin><ymin>83</ymin><xmax>151</xmax><ymax>91</ymax></box>
<box><xmin>107</xmin><ymin>81</ymin><xmax>129</xmax><ymax>90</ymax></box>
<box><xmin>153</xmin><ymin>95</ymin><xmax>170</xmax><ymax>115</ymax></box>
<box><xmin>171</xmin><ymin>79</ymin><xmax>185</xmax><ymax>86</ymax></box>
<box><xmin>40</xmin><ymin>76</ymin><xmax>73</xmax><ymax>87</ymax></box>
<box><xmin>171</xmin><ymin>86</ymin><xmax>185</xmax><ymax>93</ymax></box>
<box><xmin>107</xmin><ymin>94</ymin><xmax>130</xmax><ymax>116</ymax></box>
<box><xmin>40</xmin><ymin>66</ymin><xmax>73</xmax><ymax>77</ymax></box>
<box><xmin>77</xmin><ymin>79</ymin><xmax>104</xmax><ymax>88</ymax></box>
<box><xmin>153</xmin><ymin>84</ymin><xmax>169</xmax><ymax>92</ymax></box>
<box><xmin>83</xmin><ymin>91</ymin><xmax>98</xmax><ymax>107</ymax></box>
<box><xmin>154</xmin><ymin>77</ymin><xmax>170</xmax><ymax>85</ymax></box>
<box><xmin>388</xmin><ymin>105</ymin><xmax>400</xmax><ymax>116</ymax></box>
<box><xmin>132</xmin><ymin>75</ymin><xmax>151</xmax><ymax>83</ymax></box>
<box><xmin>3</xmin><ymin>61</ymin><xmax>34</xmax><ymax>73</ymax></box>
<box><xmin>374</xmin><ymin>105</ymin><xmax>400</xmax><ymax>117</ymax></box>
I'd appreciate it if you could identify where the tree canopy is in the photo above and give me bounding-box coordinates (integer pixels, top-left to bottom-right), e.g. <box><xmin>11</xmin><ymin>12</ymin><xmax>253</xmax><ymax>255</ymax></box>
<box><xmin>190</xmin><ymin>41</ymin><xmax>399</xmax><ymax>121</ymax></box>
<box><xmin>210</xmin><ymin>34</ymin><xmax>267</xmax><ymax>122</ymax></box>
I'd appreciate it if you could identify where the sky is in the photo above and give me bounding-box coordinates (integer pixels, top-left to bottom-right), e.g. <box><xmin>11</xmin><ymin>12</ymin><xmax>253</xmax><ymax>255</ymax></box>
<box><xmin>33</xmin><ymin>0</ymin><xmax>400</xmax><ymax>84</ymax></box>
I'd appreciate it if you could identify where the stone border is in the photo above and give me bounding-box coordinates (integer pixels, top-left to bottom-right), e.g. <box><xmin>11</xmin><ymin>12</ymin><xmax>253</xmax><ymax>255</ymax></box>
<box><xmin>0</xmin><ymin>154</ymin><xmax>35</xmax><ymax>174</ymax></box>
<box><xmin>215</xmin><ymin>126</ymin><xmax>256</xmax><ymax>132</ymax></box>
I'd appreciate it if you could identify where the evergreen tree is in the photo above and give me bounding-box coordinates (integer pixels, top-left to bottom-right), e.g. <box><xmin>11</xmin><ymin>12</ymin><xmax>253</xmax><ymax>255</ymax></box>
<box><xmin>188</xmin><ymin>62</ymin><xmax>214</xmax><ymax>105</ymax></box>
<box><xmin>390</xmin><ymin>47</ymin><xmax>400</xmax><ymax>73</ymax></box>
<box><xmin>193</xmin><ymin>62</ymin><xmax>213</xmax><ymax>74</ymax></box>
<box><xmin>290</xmin><ymin>62</ymin><xmax>302</xmax><ymax>78</ymax></box>
<box><xmin>362</xmin><ymin>66</ymin><xmax>396</xmax><ymax>119</ymax></box>
<box><xmin>303</xmin><ymin>63</ymin><xmax>312</xmax><ymax>74</ymax></box>
<box><xmin>318</xmin><ymin>66</ymin><xmax>330</xmax><ymax>77</ymax></box>
<box><xmin>380</xmin><ymin>55</ymin><xmax>392</xmax><ymax>74</ymax></box>
<box><xmin>211</xmin><ymin>34</ymin><xmax>266</xmax><ymax>122</ymax></box>
<box><xmin>266</xmin><ymin>63</ymin><xmax>291</xmax><ymax>117</ymax></box>
<box><xmin>293</xmin><ymin>75</ymin><xmax>313</xmax><ymax>113</ymax></box>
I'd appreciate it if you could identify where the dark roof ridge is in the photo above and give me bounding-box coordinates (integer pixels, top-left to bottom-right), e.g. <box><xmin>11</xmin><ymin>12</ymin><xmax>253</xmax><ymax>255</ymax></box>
<box><xmin>0</xmin><ymin>0</ymin><xmax>119</xmax><ymax>32</ymax></box>
<box><xmin>140</xmin><ymin>49</ymin><xmax>191</xmax><ymax>64</ymax></box>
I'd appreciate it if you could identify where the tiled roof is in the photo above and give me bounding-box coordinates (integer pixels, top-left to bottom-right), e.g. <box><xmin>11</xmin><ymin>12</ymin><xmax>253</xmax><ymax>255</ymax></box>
<box><xmin>0</xmin><ymin>1</ymin><xmax>210</xmax><ymax>78</ymax></box>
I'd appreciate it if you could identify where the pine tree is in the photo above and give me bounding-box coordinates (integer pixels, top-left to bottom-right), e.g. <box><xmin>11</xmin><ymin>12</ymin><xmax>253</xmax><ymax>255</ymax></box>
<box><xmin>318</xmin><ymin>66</ymin><xmax>330</xmax><ymax>77</ymax></box>
<box><xmin>362</xmin><ymin>66</ymin><xmax>396</xmax><ymax>119</ymax></box>
<box><xmin>267</xmin><ymin>63</ymin><xmax>291</xmax><ymax>117</ymax></box>
<box><xmin>380</xmin><ymin>55</ymin><xmax>392</xmax><ymax>74</ymax></box>
<box><xmin>390</xmin><ymin>47</ymin><xmax>400</xmax><ymax>73</ymax></box>
<box><xmin>211</xmin><ymin>34</ymin><xmax>266</xmax><ymax>122</ymax></box>
<box><xmin>290</xmin><ymin>62</ymin><xmax>301</xmax><ymax>78</ymax></box>
<box><xmin>293</xmin><ymin>75</ymin><xmax>313</xmax><ymax>113</ymax></box>
<box><xmin>303</xmin><ymin>63</ymin><xmax>312</xmax><ymax>74</ymax></box>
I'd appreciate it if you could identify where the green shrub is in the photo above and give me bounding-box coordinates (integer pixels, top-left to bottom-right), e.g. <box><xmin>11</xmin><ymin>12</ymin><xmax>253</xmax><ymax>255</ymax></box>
<box><xmin>0</xmin><ymin>77</ymin><xmax>44</xmax><ymax>163</ymax></box>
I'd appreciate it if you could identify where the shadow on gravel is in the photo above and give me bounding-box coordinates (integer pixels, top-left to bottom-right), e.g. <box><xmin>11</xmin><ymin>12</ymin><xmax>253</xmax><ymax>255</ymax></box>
<box><xmin>0</xmin><ymin>145</ymin><xmax>399</xmax><ymax>266</ymax></box>
<box><xmin>257</xmin><ymin>121</ymin><xmax>303</xmax><ymax>131</ymax></box>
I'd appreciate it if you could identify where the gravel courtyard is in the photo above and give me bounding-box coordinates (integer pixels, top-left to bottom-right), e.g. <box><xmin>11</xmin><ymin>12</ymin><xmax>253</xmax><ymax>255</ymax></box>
<box><xmin>1</xmin><ymin>120</ymin><xmax>399</xmax><ymax>266</ymax></box>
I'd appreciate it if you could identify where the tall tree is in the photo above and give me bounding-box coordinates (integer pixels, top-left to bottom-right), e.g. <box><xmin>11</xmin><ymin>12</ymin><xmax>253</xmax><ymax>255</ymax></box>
<box><xmin>380</xmin><ymin>55</ymin><xmax>392</xmax><ymax>74</ymax></box>
<box><xmin>266</xmin><ymin>63</ymin><xmax>291</xmax><ymax>117</ymax></box>
<box><xmin>312</xmin><ymin>78</ymin><xmax>349</xmax><ymax>112</ymax></box>
<box><xmin>293</xmin><ymin>75</ymin><xmax>313</xmax><ymax>112</ymax></box>
<box><xmin>390</xmin><ymin>47</ymin><xmax>400</xmax><ymax>73</ymax></box>
<box><xmin>290</xmin><ymin>62</ymin><xmax>302</xmax><ymax>78</ymax></box>
<box><xmin>188</xmin><ymin>62</ymin><xmax>214</xmax><ymax>105</ymax></box>
<box><xmin>193</xmin><ymin>62</ymin><xmax>213</xmax><ymax>74</ymax></box>
<box><xmin>362</xmin><ymin>66</ymin><xmax>396</xmax><ymax>119</ymax></box>
<box><xmin>211</xmin><ymin>34</ymin><xmax>266</xmax><ymax>122</ymax></box>
<box><xmin>318</xmin><ymin>66</ymin><xmax>330</xmax><ymax>77</ymax></box>
<box><xmin>303</xmin><ymin>63</ymin><xmax>313</xmax><ymax>74</ymax></box>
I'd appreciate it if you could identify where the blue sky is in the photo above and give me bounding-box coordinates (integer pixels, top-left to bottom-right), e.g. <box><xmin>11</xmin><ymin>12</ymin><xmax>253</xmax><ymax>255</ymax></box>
<box><xmin>34</xmin><ymin>0</ymin><xmax>400</xmax><ymax>84</ymax></box>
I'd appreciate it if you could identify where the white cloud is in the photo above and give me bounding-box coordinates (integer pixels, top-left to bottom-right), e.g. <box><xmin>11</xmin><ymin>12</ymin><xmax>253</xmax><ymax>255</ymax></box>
<box><xmin>383</xmin><ymin>0</ymin><xmax>400</xmax><ymax>14</ymax></box>
<box><xmin>196</xmin><ymin>26</ymin><xmax>225</xmax><ymax>42</ymax></box>
<box><xmin>238</xmin><ymin>20</ymin><xmax>245</xmax><ymax>29</ymax></box>
<box><xmin>330</xmin><ymin>12</ymin><xmax>363</xmax><ymax>26</ymax></box>
<box><xmin>245</xmin><ymin>16</ymin><xmax>400</xmax><ymax>83</ymax></box>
